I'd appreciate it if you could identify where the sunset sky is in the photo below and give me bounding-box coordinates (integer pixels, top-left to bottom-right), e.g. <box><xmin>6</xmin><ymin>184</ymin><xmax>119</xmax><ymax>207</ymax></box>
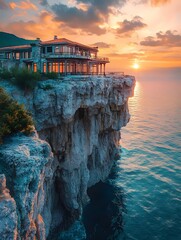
<box><xmin>0</xmin><ymin>0</ymin><xmax>180</xmax><ymax>73</ymax></box>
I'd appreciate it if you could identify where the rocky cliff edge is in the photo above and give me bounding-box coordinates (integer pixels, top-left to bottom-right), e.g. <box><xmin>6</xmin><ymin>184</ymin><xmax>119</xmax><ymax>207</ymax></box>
<box><xmin>0</xmin><ymin>75</ymin><xmax>135</xmax><ymax>239</ymax></box>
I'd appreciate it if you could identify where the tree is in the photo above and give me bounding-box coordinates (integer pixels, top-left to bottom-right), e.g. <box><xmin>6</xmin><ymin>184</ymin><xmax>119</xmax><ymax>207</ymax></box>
<box><xmin>0</xmin><ymin>87</ymin><xmax>34</xmax><ymax>143</ymax></box>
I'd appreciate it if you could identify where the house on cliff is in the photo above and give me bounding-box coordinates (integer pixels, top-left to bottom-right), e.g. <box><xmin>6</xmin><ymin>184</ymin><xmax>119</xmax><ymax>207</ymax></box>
<box><xmin>0</xmin><ymin>36</ymin><xmax>109</xmax><ymax>75</ymax></box>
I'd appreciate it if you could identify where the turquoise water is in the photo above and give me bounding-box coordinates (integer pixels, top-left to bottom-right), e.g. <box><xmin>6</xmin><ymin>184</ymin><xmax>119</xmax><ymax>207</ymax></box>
<box><xmin>117</xmin><ymin>77</ymin><xmax>181</xmax><ymax>240</ymax></box>
<box><xmin>84</xmin><ymin>76</ymin><xmax>181</xmax><ymax>240</ymax></box>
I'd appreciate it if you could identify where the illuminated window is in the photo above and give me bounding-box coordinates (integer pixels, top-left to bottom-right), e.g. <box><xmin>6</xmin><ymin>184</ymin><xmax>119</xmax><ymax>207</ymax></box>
<box><xmin>43</xmin><ymin>63</ymin><xmax>46</xmax><ymax>73</ymax></box>
<box><xmin>33</xmin><ymin>63</ymin><xmax>37</xmax><ymax>72</ymax></box>
<box><xmin>55</xmin><ymin>63</ymin><xmax>58</xmax><ymax>72</ymax></box>
<box><xmin>91</xmin><ymin>52</ymin><xmax>96</xmax><ymax>59</ymax></box>
<box><xmin>15</xmin><ymin>52</ymin><xmax>20</xmax><ymax>59</ymax></box>
<box><xmin>60</xmin><ymin>62</ymin><xmax>63</xmax><ymax>73</ymax></box>
<box><xmin>52</xmin><ymin>63</ymin><xmax>57</xmax><ymax>72</ymax></box>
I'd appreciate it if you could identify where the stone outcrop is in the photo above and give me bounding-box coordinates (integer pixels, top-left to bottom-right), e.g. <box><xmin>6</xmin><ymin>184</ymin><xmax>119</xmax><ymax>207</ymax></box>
<box><xmin>0</xmin><ymin>174</ymin><xmax>18</xmax><ymax>240</ymax></box>
<box><xmin>0</xmin><ymin>75</ymin><xmax>135</xmax><ymax>239</ymax></box>
<box><xmin>0</xmin><ymin>133</ymin><xmax>53</xmax><ymax>239</ymax></box>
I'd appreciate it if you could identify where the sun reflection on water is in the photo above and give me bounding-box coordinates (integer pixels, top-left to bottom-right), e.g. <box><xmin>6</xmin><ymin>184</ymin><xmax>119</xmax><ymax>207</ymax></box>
<box><xmin>116</xmin><ymin>78</ymin><xmax>181</xmax><ymax>240</ymax></box>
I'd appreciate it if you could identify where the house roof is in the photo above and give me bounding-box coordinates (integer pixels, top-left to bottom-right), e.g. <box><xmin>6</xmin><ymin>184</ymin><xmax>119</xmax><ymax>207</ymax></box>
<box><xmin>41</xmin><ymin>38</ymin><xmax>98</xmax><ymax>51</ymax></box>
<box><xmin>0</xmin><ymin>45</ymin><xmax>31</xmax><ymax>51</ymax></box>
<box><xmin>0</xmin><ymin>38</ymin><xmax>98</xmax><ymax>52</ymax></box>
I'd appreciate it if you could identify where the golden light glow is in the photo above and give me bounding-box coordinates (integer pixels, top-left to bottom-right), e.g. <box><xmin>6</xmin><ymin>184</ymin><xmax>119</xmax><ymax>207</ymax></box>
<box><xmin>0</xmin><ymin>0</ymin><xmax>179</xmax><ymax>72</ymax></box>
<box><xmin>133</xmin><ymin>63</ymin><xmax>140</xmax><ymax>69</ymax></box>
<box><xmin>9</xmin><ymin>1</ymin><xmax>37</xmax><ymax>10</ymax></box>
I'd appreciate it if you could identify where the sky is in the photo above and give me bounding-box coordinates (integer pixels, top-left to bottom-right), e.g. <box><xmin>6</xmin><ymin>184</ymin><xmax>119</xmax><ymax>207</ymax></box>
<box><xmin>0</xmin><ymin>0</ymin><xmax>181</xmax><ymax>73</ymax></box>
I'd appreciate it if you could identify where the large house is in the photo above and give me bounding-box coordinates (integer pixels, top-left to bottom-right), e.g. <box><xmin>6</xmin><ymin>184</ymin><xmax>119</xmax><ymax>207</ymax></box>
<box><xmin>0</xmin><ymin>36</ymin><xmax>109</xmax><ymax>75</ymax></box>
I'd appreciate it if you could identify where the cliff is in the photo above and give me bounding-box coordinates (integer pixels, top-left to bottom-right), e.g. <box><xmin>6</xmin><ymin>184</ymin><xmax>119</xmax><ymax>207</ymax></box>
<box><xmin>0</xmin><ymin>75</ymin><xmax>135</xmax><ymax>239</ymax></box>
<box><xmin>0</xmin><ymin>132</ymin><xmax>53</xmax><ymax>239</ymax></box>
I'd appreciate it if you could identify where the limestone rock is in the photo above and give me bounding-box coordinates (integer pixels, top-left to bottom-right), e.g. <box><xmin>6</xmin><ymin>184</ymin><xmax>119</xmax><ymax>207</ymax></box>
<box><xmin>0</xmin><ymin>132</ymin><xmax>53</xmax><ymax>239</ymax></box>
<box><xmin>0</xmin><ymin>75</ymin><xmax>135</xmax><ymax>238</ymax></box>
<box><xmin>0</xmin><ymin>174</ymin><xmax>18</xmax><ymax>240</ymax></box>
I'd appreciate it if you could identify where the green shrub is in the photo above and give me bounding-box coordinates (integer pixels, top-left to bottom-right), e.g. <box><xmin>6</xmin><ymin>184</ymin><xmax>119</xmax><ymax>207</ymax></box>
<box><xmin>12</xmin><ymin>68</ymin><xmax>41</xmax><ymax>90</ymax></box>
<box><xmin>0</xmin><ymin>67</ymin><xmax>41</xmax><ymax>90</ymax></box>
<box><xmin>46</xmin><ymin>72</ymin><xmax>58</xmax><ymax>79</ymax></box>
<box><xmin>10</xmin><ymin>66</ymin><xmax>19</xmax><ymax>78</ymax></box>
<box><xmin>0</xmin><ymin>87</ymin><xmax>34</xmax><ymax>143</ymax></box>
<box><xmin>0</xmin><ymin>68</ymin><xmax>12</xmax><ymax>80</ymax></box>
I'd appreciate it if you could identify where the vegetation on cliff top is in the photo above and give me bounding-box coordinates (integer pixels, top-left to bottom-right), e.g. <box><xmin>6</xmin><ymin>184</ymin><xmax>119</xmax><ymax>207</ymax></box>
<box><xmin>0</xmin><ymin>67</ymin><xmax>41</xmax><ymax>90</ymax></box>
<box><xmin>0</xmin><ymin>87</ymin><xmax>34</xmax><ymax>143</ymax></box>
<box><xmin>0</xmin><ymin>68</ymin><xmax>59</xmax><ymax>90</ymax></box>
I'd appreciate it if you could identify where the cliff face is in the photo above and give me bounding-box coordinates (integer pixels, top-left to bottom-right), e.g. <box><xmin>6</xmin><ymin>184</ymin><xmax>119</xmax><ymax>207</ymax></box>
<box><xmin>0</xmin><ymin>174</ymin><xmax>17</xmax><ymax>240</ymax></box>
<box><xmin>0</xmin><ymin>133</ymin><xmax>53</xmax><ymax>239</ymax></box>
<box><xmin>0</xmin><ymin>75</ymin><xmax>135</xmax><ymax>239</ymax></box>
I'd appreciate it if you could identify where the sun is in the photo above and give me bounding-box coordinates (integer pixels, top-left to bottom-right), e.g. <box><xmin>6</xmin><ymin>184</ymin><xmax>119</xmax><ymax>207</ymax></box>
<box><xmin>133</xmin><ymin>63</ymin><xmax>140</xmax><ymax>69</ymax></box>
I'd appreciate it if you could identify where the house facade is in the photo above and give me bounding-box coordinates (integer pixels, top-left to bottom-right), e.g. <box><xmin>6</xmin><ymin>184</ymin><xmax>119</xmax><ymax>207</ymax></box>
<box><xmin>0</xmin><ymin>36</ymin><xmax>109</xmax><ymax>75</ymax></box>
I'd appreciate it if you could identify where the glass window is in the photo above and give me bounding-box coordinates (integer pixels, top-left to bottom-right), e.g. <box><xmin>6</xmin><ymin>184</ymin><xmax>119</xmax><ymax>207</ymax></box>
<box><xmin>28</xmin><ymin>52</ymin><xmax>31</xmax><ymax>58</ymax></box>
<box><xmin>47</xmin><ymin>46</ymin><xmax>52</xmax><ymax>53</ymax></box>
<box><xmin>15</xmin><ymin>52</ymin><xmax>20</xmax><ymax>59</ymax></box>
<box><xmin>33</xmin><ymin>63</ymin><xmax>37</xmax><ymax>72</ymax></box>
<box><xmin>24</xmin><ymin>52</ymin><xmax>28</xmax><ymax>58</ymax></box>
<box><xmin>55</xmin><ymin>46</ymin><xmax>60</xmax><ymax>53</ymax></box>
<box><xmin>6</xmin><ymin>53</ymin><xmax>11</xmax><ymax>59</ymax></box>
<box><xmin>52</xmin><ymin>63</ymin><xmax>56</xmax><ymax>72</ymax></box>
<box><xmin>63</xmin><ymin>46</ymin><xmax>68</xmax><ymax>54</ymax></box>
<box><xmin>43</xmin><ymin>63</ymin><xmax>46</xmax><ymax>73</ymax></box>
<box><xmin>91</xmin><ymin>52</ymin><xmax>96</xmax><ymax>59</ymax></box>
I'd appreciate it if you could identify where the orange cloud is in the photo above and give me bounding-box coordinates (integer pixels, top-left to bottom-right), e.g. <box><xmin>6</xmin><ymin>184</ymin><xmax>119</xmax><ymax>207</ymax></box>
<box><xmin>91</xmin><ymin>42</ymin><xmax>114</xmax><ymax>48</ymax></box>
<box><xmin>0</xmin><ymin>11</ymin><xmax>69</xmax><ymax>40</ymax></box>
<box><xmin>9</xmin><ymin>0</ymin><xmax>37</xmax><ymax>10</ymax></box>
<box><xmin>108</xmin><ymin>52</ymin><xmax>145</xmax><ymax>59</ymax></box>
<box><xmin>151</xmin><ymin>0</ymin><xmax>171</xmax><ymax>6</ymax></box>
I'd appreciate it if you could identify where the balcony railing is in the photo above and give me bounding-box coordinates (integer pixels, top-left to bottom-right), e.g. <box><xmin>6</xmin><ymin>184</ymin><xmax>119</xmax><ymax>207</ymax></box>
<box><xmin>43</xmin><ymin>52</ymin><xmax>91</xmax><ymax>59</ymax></box>
<box><xmin>0</xmin><ymin>52</ymin><xmax>109</xmax><ymax>63</ymax></box>
<box><xmin>92</xmin><ymin>57</ymin><xmax>109</xmax><ymax>62</ymax></box>
<box><xmin>42</xmin><ymin>52</ymin><xmax>109</xmax><ymax>62</ymax></box>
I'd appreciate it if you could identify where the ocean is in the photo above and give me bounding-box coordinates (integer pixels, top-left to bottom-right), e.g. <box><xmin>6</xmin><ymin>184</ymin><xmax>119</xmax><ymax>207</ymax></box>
<box><xmin>83</xmin><ymin>75</ymin><xmax>181</xmax><ymax>240</ymax></box>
